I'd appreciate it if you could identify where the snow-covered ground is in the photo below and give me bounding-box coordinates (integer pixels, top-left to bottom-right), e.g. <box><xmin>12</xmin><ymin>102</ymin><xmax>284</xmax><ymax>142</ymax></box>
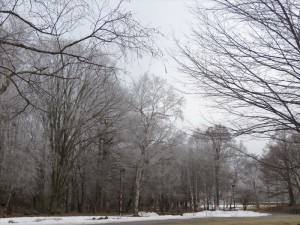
<box><xmin>0</xmin><ymin>211</ymin><xmax>270</xmax><ymax>225</ymax></box>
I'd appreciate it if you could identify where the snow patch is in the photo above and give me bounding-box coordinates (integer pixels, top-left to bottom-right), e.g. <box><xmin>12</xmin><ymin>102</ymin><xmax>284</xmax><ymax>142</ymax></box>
<box><xmin>138</xmin><ymin>211</ymin><xmax>160</xmax><ymax>217</ymax></box>
<box><xmin>0</xmin><ymin>210</ymin><xmax>271</xmax><ymax>225</ymax></box>
<box><xmin>183</xmin><ymin>210</ymin><xmax>270</xmax><ymax>218</ymax></box>
<box><xmin>34</xmin><ymin>218</ymin><xmax>62</xmax><ymax>222</ymax></box>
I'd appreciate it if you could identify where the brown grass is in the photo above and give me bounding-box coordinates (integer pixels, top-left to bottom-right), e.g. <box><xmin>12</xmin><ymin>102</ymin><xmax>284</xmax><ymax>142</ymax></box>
<box><xmin>154</xmin><ymin>217</ymin><xmax>300</xmax><ymax>225</ymax></box>
<box><xmin>255</xmin><ymin>204</ymin><xmax>300</xmax><ymax>214</ymax></box>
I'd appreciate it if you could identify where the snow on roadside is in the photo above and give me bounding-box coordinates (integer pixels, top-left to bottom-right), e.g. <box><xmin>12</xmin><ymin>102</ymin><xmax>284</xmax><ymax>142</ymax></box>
<box><xmin>0</xmin><ymin>211</ymin><xmax>270</xmax><ymax>225</ymax></box>
<box><xmin>138</xmin><ymin>211</ymin><xmax>160</xmax><ymax>217</ymax></box>
<box><xmin>183</xmin><ymin>210</ymin><xmax>270</xmax><ymax>218</ymax></box>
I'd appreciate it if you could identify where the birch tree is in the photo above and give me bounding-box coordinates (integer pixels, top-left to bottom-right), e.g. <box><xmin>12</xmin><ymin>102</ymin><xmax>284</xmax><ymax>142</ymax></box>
<box><xmin>127</xmin><ymin>74</ymin><xmax>184</xmax><ymax>216</ymax></box>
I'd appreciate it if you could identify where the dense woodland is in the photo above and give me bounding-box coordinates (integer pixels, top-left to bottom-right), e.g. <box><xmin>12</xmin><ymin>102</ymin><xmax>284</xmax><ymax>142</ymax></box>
<box><xmin>1</xmin><ymin>0</ymin><xmax>300</xmax><ymax>217</ymax></box>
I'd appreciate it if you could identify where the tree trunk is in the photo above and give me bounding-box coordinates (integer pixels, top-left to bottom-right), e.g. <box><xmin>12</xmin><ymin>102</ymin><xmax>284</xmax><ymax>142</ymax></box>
<box><xmin>50</xmin><ymin>171</ymin><xmax>61</xmax><ymax>214</ymax></box>
<box><xmin>65</xmin><ymin>184</ymin><xmax>69</xmax><ymax>213</ymax></box>
<box><xmin>187</xmin><ymin>169</ymin><xmax>195</xmax><ymax>213</ymax></box>
<box><xmin>253</xmin><ymin>182</ymin><xmax>260</xmax><ymax>209</ymax></box>
<box><xmin>50</xmin><ymin>192</ymin><xmax>60</xmax><ymax>214</ymax></box>
<box><xmin>286</xmin><ymin>172</ymin><xmax>295</xmax><ymax>206</ymax></box>
<box><xmin>3</xmin><ymin>192</ymin><xmax>12</xmax><ymax>217</ymax></box>
<box><xmin>214</xmin><ymin>155</ymin><xmax>220</xmax><ymax>210</ymax></box>
<box><xmin>160</xmin><ymin>193</ymin><xmax>164</xmax><ymax>215</ymax></box>
<box><xmin>79</xmin><ymin>178</ymin><xmax>85</xmax><ymax>213</ymax></box>
<box><xmin>4</xmin><ymin>174</ymin><xmax>22</xmax><ymax>217</ymax></box>
<box><xmin>133</xmin><ymin>161</ymin><xmax>145</xmax><ymax>216</ymax></box>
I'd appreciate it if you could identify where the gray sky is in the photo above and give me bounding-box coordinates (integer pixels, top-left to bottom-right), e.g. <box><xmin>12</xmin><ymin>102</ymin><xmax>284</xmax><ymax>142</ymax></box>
<box><xmin>120</xmin><ymin>0</ymin><xmax>267</xmax><ymax>155</ymax></box>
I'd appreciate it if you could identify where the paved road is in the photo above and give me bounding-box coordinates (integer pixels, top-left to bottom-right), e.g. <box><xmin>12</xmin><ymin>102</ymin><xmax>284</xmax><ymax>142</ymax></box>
<box><xmin>80</xmin><ymin>214</ymin><xmax>300</xmax><ymax>225</ymax></box>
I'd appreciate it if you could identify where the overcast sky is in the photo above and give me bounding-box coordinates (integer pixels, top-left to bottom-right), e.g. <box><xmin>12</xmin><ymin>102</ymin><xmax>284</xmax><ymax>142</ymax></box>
<box><xmin>120</xmin><ymin>0</ymin><xmax>267</xmax><ymax>154</ymax></box>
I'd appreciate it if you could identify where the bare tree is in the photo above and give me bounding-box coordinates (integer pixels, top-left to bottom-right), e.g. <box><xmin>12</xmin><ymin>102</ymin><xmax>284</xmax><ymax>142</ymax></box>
<box><xmin>0</xmin><ymin>0</ymin><xmax>158</xmax><ymax>107</ymax></box>
<box><xmin>199</xmin><ymin>125</ymin><xmax>233</xmax><ymax>210</ymax></box>
<box><xmin>35</xmin><ymin>52</ymin><xmax>125</xmax><ymax>213</ymax></box>
<box><xmin>0</xmin><ymin>107</ymin><xmax>38</xmax><ymax>216</ymax></box>
<box><xmin>184</xmin><ymin>131</ymin><xmax>214</xmax><ymax>212</ymax></box>
<box><xmin>240</xmin><ymin>158</ymin><xmax>262</xmax><ymax>209</ymax></box>
<box><xmin>261</xmin><ymin>131</ymin><xmax>300</xmax><ymax>206</ymax></box>
<box><xmin>176</xmin><ymin>0</ymin><xmax>300</xmax><ymax>136</ymax></box>
<box><xmin>126</xmin><ymin>74</ymin><xmax>184</xmax><ymax>216</ymax></box>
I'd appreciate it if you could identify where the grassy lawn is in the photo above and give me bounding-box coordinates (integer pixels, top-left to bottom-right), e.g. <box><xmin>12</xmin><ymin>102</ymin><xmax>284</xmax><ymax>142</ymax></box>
<box><xmin>154</xmin><ymin>217</ymin><xmax>300</xmax><ymax>225</ymax></box>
